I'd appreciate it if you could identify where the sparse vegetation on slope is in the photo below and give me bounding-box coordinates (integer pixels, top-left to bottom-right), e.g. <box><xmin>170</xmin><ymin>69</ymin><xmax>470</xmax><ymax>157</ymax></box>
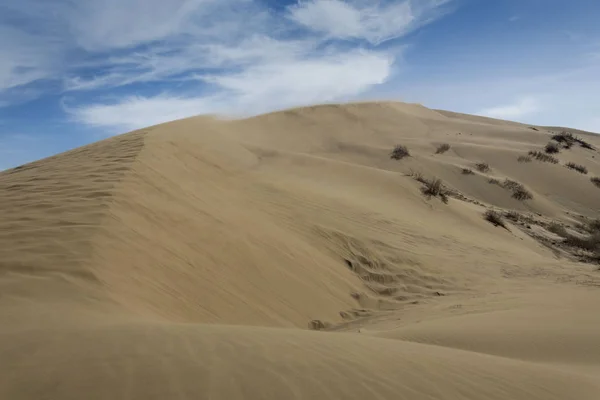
<box><xmin>504</xmin><ymin>211</ymin><xmax>521</xmax><ymax>222</ymax></box>
<box><xmin>592</xmin><ymin>177</ymin><xmax>600</xmax><ymax>188</ymax></box>
<box><xmin>545</xmin><ymin>142</ymin><xmax>560</xmax><ymax>154</ymax></box>
<box><xmin>475</xmin><ymin>162</ymin><xmax>490</xmax><ymax>172</ymax></box>
<box><xmin>517</xmin><ymin>155</ymin><xmax>532</xmax><ymax>163</ymax></box>
<box><xmin>484</xmin><ymin>210</ymin><xmax>508</xmax><ymax>230</ymax></box>
<box><xmin>390</xmin><ymin>145</ymin><xmax>410</xmax><ymax>160</ymax></box>
<box><xmin>489</xmin><ymin>179</ymin><xmax>533</xmax><ymax>201</ymax></box>
<box><xmin>552</xmin><ymin>132</ymin><xmax>576</xmax><ymax>148</ymax></box>
<box><xmin>461</xmin><ymin>168</ymin><xmax>474</xmax><ymax>175</ymax></box>
<box><xmin>565</xmin><ymin>162</ymin><xmax>588</xmax><ymax>174</ymax></box>
<box><xmin>528</xmin><ymin>151</ymin><xmax>559</xmax><ymax>164</ymax></box>
<box><xmin>547</xmin><ymin>222</ymin><xmax>568</xmax><ymax>237</ymax></box>
<box><xmin>421</xmin><ymin>178</ymin><xmax>448</xmax><ymax>203</ymax></box>
<box><xmin>552</xmin><ymin>130</ymin><xmax>595</xmax><ymax>150</ymax></box>
<box><xmin>408</xmin><ymin>171</ymin><xmax>449</xmax><ymax>204</ymax></box>
<box><xmin>435</xmin><ymin>143</ymin><xmax>451</xmax><ymax>154</ymax></box>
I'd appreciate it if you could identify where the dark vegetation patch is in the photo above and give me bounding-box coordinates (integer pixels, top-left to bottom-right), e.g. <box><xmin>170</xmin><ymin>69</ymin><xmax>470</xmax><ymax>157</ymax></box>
<box><xmin>408</xmin><ymin>171</ymin><xmax>449</xmax><ymax>204</ymax></box>
<box><xmin>517</xmin><ymin>155</ymin><xmax>532</xmax><ymax>163</ymax></box>
<box><xmin>552</xmin><ymin>131</ymin><xmax>595</xmax><ymax>151</ymax></box>
<box><xmin>484</xmin><ymin>210</ymin><xmax>508</xmax><ymax>230</ymax></box>
<box><xmin>435</xmin><ymin>143</ymin><xmax>451</xmax><ymax>154</ymax></box>
<box><xmin>475</xmin><ymin>162</ymin><xmax>490</xmax><ymax>173</ymax></box>
<box><xmin>390</xmin><ymin>145</ymin><xmax>410</xmax><ymax>160</ymax></box>
<box><xmin>545</xmin><ymin>142</ymin><xmax>560</xmax><ymax>154</ymax></box>
<box><xmin>565</xmin><ymin>162</ymin><xmax>588</xmax><ymax>174</ymax></box>
<box><xmin>502</xmin><ymin>179</ymin><xmax>533</xmax><ymax>201</ymax></box>
<box><xmin>528</xmin><ymin>151</ymin><xmax>559</xmax><ymax>164</ymax></box>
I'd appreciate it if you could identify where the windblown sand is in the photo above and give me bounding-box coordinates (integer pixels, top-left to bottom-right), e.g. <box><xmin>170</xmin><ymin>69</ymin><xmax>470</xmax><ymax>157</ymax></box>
<box><xmin>2</xmin><ymin>102</ymin><xmax>600</xmax><ymax>399</ymax></box>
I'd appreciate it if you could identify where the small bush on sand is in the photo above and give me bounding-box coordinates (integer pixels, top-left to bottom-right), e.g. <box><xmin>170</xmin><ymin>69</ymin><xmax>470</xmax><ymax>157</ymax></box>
<box><xmin>488</xmin><ymin>177</ymin><xmax>500</xmax><ymax>185</ymax></box>
<box><xmin>565</xmin><ymin>162</ymin><xmax>588</xmax><ymax>174</ymax></box>
<box><xmin>547</xmin><ymin>222</ymin><xmax>568</xmax><ymax>237</ymax></box>
<box><xmin>390</xmin><ymin>145</ymin><xmax>410</xmax><ymax>160</ymax></box>
<box><xmin>554</xmin><ymin>131</ymin><xmax>595</xmax><ymax>150</ymax></box>
<box><xmin>552</xmin><ymin>132</ymin><xmax>576</xmax><ymax>147</ymax></box>
<box><xmin>475</xmin><ymin>162</ymin><xmax>490</xmax><ymax>172</ymax></box>
<box><xmin>545</xmin><ymin>142</ymin><xmax>560</xmax><ymax>154</ymax></box>
<box><xmin>512</xmin><ymin>187</ymin><xmax>533</xmax><ymax>201</ymax></box>
<box><xmin>592</xmin><ymin>177</ymin><xmax>600</xmax><ymax>188</ymax></box>
<box><xmin>528</xmin><ymin>151</ymin><xmax>559</xmax><ymax>164</ymax></box>
<box><xmin>564</xmin><ymin>233</ymin><xmax>600</xmax><ymax>252</ymax></box>
<box><xmin>502</xmin><ymin>179</ymin><xmax>522</xmax><ymax>191</ymax></box>
<box><xmin>484</xmin><ymin>210</ymin><xmax>508</xmax><ymax>229</ymax></box>
<box><xmin>421</xmin><ymin>178</ymin><xmax>449</xmax><ymax>204</ymax></box>
<box><xmin>435</xmin><ymin>143</ymin><xmax>451</xmax><ymax>154</ymax></box>
<box><xmin>408</xmin><ymin>171</ymin><xmax>449</xmax><ymax>203</ymax></box>
<box><xmin>518</xmin><ymin>155</ymin><xmax>532</xmax><ymax>163</ymax></box>
<box><xmin>461</xmin><ymin>168</ymin><xmax>474</xmax><ymax>175</ymax></box>
<box><xmin>408</xmin><ymin>169</ymin><xmax>426</xmax><ymax>184</ymax></box>
<box><xmin>504</xmin><ymin>211</ymin><xmax>521</xmax><ymax>222</ymax></box>
<box><xmin>502</xmin><ymin>179</ymin><xmax>533</xmax><ymax>201</ymax></box>
<box><xmin>588</xmin><ymin>219</ymin><xmax>600</xmax><ymax>234</ymax></box>
<box><xmin>579</xmin><ymin>140</ymin><xmax>595</xmax><ymax>150</ymax></box>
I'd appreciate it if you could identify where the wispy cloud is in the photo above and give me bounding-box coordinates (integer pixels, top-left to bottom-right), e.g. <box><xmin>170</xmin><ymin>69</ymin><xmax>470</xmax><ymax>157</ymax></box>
<box><xmin>69</xmin><ymin>50</ymin><xmax>394</xmax><ymax>131</ymax></box>
<box><xmin>478</xmin><ymin>97</ymin><xmax>540</xmax><ymax>120</ymax></box>
<box><xmin>288</xmin><ymin>0</ymin><xmax>451</xmax><ymax>44</ymax></box>
<box><xmin>1</xmin><ymin>0</ymin><xmax>450</xmax><ymax>132</ymax></box>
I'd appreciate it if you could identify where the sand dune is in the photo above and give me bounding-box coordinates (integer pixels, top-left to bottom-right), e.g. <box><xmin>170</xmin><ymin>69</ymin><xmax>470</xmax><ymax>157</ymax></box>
<box><xmin>1</xmin><ymin>101</ymin><xmax>600</xmax><ymax>399</ymax></box>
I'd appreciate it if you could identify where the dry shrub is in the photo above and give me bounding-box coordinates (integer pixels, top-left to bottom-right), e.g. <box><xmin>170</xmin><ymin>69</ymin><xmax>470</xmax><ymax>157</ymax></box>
<box><xmin>588</xmin><ymin>219</ymin><xmax>600</xmax><ymax>233</ymax></box>
<box><xmin>435</xmin><ymin>143</ymin><xmax>451</xmax><ymax>154</ymax></box>
<box><xmin>579</xmin><ymin>140</ymin><xmax>595</xmax><ymax>150</ymax></box>
<box><xmin>518</xmin><ymin>155</ymin><xmax>532</xmax><ymax>163</ymax></box>
<box><xmin>410</xmin><ymin>172</ymin><xmax>449</xmax><ymax>204</ymax></box>
<box><xmin>512</xmin><ymin>187</ymin><xmax>533</xmax><ymax>201</ymax></box>
<box><xmin>502</xmin><ymin>179</ymin><xmax>533</xmax><ymax>201</ymax></box>
<box><xmin>528</xmin><ymin>151</ymin><xmax>559</xmax><ymax>164</ymax></box>
<box><xmin>552</xmin><ymin>132</ymin><xmax>576</xmax><ymax>148</ymax></box>
<box><xmin>488</xmin><ymin>177</ymin><xmax>500</xmax><ymax>185</ymax></box>
<box><xmin>504</xmin><ymin>211</ymin><xmax>521</xmax><ymax>222</ymax></box>
<box><xmin>475</xmin><ymin>162</ymin><xmax>490</xmax><ymax>172</ymax></box>
<box><xmin>421</xmin><ymin>178</ymin><xmax>449</xmax><ymax>204</ymax></box>
<box><xmin>390</xmin><ymin>145</ymin><xmax>410</xmax><ymax>160</ymax></box>
<box><xmin>461</xmin><ymin>168</ymin><xmax>474</xmax><ymax>175</ymax></box>
<box><xmin>564</xmin><ymin>233</ymin><xmax>600</xmax><ymax>252</ymax></box>
<box><xmin>592</xmin><ymin>177</ymin><xmax>600</xmax><ymax>188</ymax></box>
<box><xmin>545</xmin><ymin>142</ymin><xmax>560</xmax><ymax>154</ymax></box>
<box><xmin>547</xmin><ymin>222</ymin><xmax>568</xmax><ymax>237</ymax></box>
<box><xmin>565</xmin><ymin>162</ymin><xmax>588</xmax><ymax>174</ymax></box>
<box><xmin>484</xmin><ymin>210</ymin><xmax>508</xmax><ymax>229</ymax></box>
<box><xmin>553</xmin><ymin>131</ymin><xmax>595</xmax><ymax>150</ymax></box>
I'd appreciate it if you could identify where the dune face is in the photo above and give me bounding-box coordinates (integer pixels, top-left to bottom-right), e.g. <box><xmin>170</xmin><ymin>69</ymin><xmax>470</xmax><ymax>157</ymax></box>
<box><xmin>1</xmin><ymin>102</ymin><xmax>600</xmax><ymax>399</ymax></box>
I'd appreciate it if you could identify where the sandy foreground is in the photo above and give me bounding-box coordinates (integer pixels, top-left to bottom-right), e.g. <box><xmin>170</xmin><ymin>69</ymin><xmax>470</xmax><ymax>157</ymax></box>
<box><xmin>1</xmin><ymin>101</ymin><xmax>600</xmax><ymax>399</ymax></box>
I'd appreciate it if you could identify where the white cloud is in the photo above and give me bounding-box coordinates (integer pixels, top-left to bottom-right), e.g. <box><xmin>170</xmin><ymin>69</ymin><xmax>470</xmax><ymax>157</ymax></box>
<box><xmin>69</xmin><ymin>50</ymin><xmax>393</xmax><ymax>131</ymax></box>
<box><xmin>68</xmin><ymin>95</ymin><xmax>221</xmax><ymax>131</ymax></box>
<box><xmin>2</xmin><ymin>0</ymin><xmax>448</xmax><ymax>131</ymax></box>
<box><xmin>204</xmin><ymin>51</ymin><xmax>393</xmax><ymax>109</ymax></box>
<box><xmin>288</xmin><ymin>0</ymin><xmax>449</xmax><ymax>44</ymax></box>
<box><xmin>478</xmin><ymin>97</ymin><xmax>540</xmax><ymax>120</ymax></box>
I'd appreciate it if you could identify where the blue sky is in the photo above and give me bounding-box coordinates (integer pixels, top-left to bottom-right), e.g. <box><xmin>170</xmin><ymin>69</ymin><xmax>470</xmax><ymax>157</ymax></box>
<box><xmin>1</xmin><ymin>0</ymin><xmax>599</xmax><ymax>169</ymax></box>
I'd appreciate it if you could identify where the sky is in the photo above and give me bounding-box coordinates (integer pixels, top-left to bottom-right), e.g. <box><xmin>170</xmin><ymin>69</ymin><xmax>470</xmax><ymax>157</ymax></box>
<box><xmin>1</xmin><ymin>0</ymin><xmax>600</xmax><ymax>169</ymax></box>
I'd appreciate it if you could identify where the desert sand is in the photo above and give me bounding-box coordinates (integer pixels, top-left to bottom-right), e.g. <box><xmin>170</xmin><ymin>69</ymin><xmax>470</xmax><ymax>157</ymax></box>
<box><xmin>1</xmin><ymin>101</ymin><xmax>600</xmax><ymax>399</ymax></box>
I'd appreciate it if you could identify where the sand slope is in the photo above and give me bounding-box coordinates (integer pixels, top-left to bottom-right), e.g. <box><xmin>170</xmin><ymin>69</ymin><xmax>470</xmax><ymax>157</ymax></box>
<box><xmin>1</xmin><ymin>101</ymin><xmax>600</xmax><ymax>399</ymax></box>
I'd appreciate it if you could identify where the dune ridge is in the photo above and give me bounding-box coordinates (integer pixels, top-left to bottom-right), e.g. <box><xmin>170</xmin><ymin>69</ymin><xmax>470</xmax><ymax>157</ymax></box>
<box><xmin>1</xmin><ymin>101</ymin><xmax>600</xmax><ymax>399</ymax></box>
